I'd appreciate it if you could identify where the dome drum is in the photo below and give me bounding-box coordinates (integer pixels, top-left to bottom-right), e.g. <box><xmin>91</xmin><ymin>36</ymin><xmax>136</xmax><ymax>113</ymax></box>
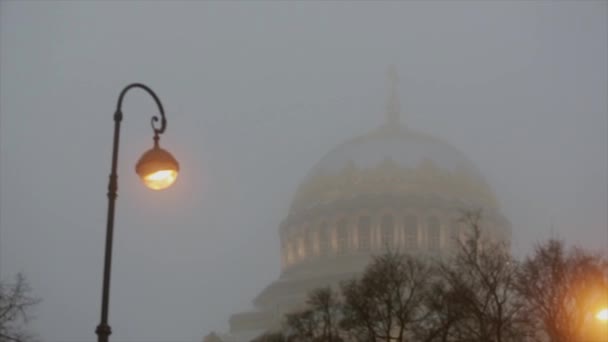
<box><xmin>278</xmin><ymin>197</ymin><xmax>510</xmax><ymax>275</ymax></box>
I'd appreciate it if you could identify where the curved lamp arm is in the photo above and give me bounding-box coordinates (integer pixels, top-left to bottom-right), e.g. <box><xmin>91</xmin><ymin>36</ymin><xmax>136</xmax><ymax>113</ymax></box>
<box><xmin>115</xmin><ymin>83</ymin><xmax>167</xmax><ymax>136</ymax></box>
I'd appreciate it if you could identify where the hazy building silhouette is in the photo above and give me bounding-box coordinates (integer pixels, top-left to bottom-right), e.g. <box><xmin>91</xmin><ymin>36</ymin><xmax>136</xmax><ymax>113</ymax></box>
<box><xmin>223</xmin><ymin>69</ymin><xmax>511</xmax><ymax>341</ymax></box>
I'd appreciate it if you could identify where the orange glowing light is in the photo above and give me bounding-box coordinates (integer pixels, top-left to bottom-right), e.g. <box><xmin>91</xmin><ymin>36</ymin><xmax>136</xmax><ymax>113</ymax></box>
<box><xmin>135</xmin><ymin>144</ymin><xmax>179</xmax><ymax>191</ymax></box>
<box><xmin>597</xmin><ymin>308</ymin><xmax>608</xmax><ymax>322</ymax></box>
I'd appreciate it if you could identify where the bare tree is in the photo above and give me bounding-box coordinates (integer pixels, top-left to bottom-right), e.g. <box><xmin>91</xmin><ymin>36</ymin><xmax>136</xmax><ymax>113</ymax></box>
<box><xmin>268</xmin><ymin>212</ymin><xmax>606</xmax><ymax>342</ymax></box>
<box><xmin>419</xmin><ymin>211</ymin><xmax>530</xmax><ymax>342</ymax></box>
<box><xmin>284</xmin><ymin>287</ymin><xmax>343</xmax><ymax>342</ymax></box>
<box><xmin>340</xmin><ymin>251</ymin><xmax>432</xmax><ymax>342</ymax></box>
<box><xmin>517</xmin><ymin>239</ymin><xmax>608</xmax><ymax>342</ymax></box>
<box><xmin>250</xmin><ymin>332</ymin><xmax>288</xmax><ymax>342</ymax></box>
<box><xmin>0</xmin><ymin>273</ymin><xmax>40</xmax><ymax>342</ymax></box>
<box><xmin>414</xmin><ymin>275</ymin><xmax>469</xmax><ymax>342</ymax></box>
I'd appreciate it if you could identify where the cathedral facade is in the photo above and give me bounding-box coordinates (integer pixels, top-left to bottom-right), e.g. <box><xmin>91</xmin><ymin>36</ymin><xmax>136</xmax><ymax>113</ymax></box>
<box><xmin>222</xmin><ymin>71</ymin><xmax>511</xmax><ymax>341</ymax></box>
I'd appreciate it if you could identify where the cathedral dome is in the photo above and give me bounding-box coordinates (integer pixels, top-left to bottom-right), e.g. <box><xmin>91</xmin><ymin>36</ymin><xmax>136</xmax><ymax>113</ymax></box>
<box><xmin>290</xmin><ymin>123</ymin><xmax>497</xmax><ymax>215</ymax></box>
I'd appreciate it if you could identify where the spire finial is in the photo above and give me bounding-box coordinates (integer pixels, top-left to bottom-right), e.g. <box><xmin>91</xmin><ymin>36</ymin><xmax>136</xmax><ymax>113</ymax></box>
<box><xmin>386</xmin><ymin>65</ymin><xmax>401</xmax><ymax>126</ymax></box>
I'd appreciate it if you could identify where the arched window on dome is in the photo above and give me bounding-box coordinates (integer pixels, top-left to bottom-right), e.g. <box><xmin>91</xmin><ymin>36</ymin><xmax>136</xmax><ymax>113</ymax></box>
<box><xmin>380</xmin><ymin>214</ymin><xmax>394</xmax><ymax>250</ymax></box>
<box><xmin>319</xmin><ymin>222</ymin><xmax>329</xmax><ymax>256</ymax></box>
<box><xmin>358</xmin><ymin>216</ymin><xmax>371</xmax><ymax>252</ymax></box>
<box><xmin>403</xmin><ymin>215</ymin><xmax>418</xmax><ymax>250</ymax></box>
<box><xmin>336</xmin><ymin>219</ymin><xmax>348</xmax><ymax>254</ymax></box>
<box><xmin>427</xmin><ymin>216</ymin><xmax>441</xmax><ymax>251</ymax></box>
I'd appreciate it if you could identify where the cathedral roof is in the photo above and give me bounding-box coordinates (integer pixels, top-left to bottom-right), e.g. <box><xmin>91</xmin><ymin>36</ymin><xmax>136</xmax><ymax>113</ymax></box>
<box><xmin>308</xmin><ymin>124</ymin><xmax>483</xmax><ymax>181</ymax></box>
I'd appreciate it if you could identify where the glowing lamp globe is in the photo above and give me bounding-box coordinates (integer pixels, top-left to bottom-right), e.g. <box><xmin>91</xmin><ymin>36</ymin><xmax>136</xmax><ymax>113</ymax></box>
<box><xmin>135</xmin><ymin>145</ymin><xmax>179</xmax><ymax>190</ymax></box>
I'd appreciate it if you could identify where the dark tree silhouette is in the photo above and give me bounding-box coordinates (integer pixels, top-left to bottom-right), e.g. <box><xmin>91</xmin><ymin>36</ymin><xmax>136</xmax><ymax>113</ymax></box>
<box><xmin>517</xmin><ymin>239</ymin><xmax>608</xmax><ymax>342</ymax></box>
<box><xmin>284</xmin><ymin>287</ymin><xmax>343</xmax><ymax>342</ymax></box>
<box><xmin>250</xmin><ymin>332</ymin><xmax>287</xmax><ymax>342</ymax></box>
<box><xmin>418</xmin><ymin>211</ymin><xmax>530</xmax><ymax>342</ymax></box>
<box><xmin>340</xmin><ymin>252</ymin><xmax>432</xmax><ymax>342</ymax></box>
<box><xmin>250</xmin><ymin>212</ymin><xmax>607</xmax><ymax>342</ymax></box>
<box><xmin>0</xmin><ymin>273</ymin><xmax>40</xmax><ymax>342</ymax></box>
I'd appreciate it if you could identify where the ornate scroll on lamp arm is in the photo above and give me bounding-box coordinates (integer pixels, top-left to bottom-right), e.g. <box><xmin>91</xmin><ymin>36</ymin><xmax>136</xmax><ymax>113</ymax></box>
<box><xmin>96</xmin><ymin>83</ymin><xmax>179</xmax><ymax>342</ymax></box>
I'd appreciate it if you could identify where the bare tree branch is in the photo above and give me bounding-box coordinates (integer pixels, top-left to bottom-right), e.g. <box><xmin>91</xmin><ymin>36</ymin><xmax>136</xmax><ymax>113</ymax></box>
<box><xmin>0</xmin><ymin>273</ymin><xmax>40</xmax><ymax>342</ymax></box>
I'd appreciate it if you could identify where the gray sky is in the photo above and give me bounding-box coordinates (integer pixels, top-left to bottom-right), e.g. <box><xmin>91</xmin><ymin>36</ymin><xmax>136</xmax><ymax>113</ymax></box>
<box><xmin>0</xmin><ymin>1</ymin><xmax>606</xmax><ymax>341</ymax></box>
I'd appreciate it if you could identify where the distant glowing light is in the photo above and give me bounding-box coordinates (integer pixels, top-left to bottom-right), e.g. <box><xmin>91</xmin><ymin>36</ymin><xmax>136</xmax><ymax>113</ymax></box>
<box><xmin>596</xmin><ymin>308</ymin><xmax>608</xmax><ymax>322</ymax></box>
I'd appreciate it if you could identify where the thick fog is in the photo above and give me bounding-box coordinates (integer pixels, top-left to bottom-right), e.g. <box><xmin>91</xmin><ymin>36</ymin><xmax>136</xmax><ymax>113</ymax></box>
<box><xmin>0</xmin><ymin>2</ymin><xmax>606</xmax><ymax>341</ymax></box>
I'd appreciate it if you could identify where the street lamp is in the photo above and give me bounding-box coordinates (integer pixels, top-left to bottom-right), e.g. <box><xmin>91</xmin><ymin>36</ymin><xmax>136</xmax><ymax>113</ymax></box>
<box><xmin>95</xmin><ymin>83</ymin><xmax>179</xmax><ymax>342</ymax></box>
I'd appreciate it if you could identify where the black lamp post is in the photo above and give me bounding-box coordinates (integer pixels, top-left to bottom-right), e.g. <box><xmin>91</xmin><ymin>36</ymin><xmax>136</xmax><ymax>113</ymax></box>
<box><xmin>95</xmin><ymin>84</ymin><xmax>179</xmax><ymax>342</ymax></box>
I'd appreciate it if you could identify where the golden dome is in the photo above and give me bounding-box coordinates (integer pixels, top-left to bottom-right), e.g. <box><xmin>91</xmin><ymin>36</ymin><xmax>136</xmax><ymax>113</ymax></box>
<box><xmin>291</xmin><ymin>124</ymin><xmax>497</xmax><ymax>214</ymax></box>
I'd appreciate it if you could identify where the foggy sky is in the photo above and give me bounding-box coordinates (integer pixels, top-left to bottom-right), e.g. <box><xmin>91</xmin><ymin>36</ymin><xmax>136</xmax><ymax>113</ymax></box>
<box><xmin>0</xmin><ymin>1</ymin><xmax>606</xmax><ymax>341</ymax></box>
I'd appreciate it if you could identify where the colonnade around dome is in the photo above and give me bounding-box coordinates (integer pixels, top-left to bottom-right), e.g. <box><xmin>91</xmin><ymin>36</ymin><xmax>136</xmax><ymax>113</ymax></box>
<box><xmin>279</xmin><ymin>202</ymin><xmax>509</xmax><ymax>272</ymax></box>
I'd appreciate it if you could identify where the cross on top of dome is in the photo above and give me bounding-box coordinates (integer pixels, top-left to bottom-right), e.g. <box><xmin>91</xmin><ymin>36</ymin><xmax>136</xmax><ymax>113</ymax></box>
<box><xmin>386</xmin><ymin>65</ymin><xmax>401</xmax><ymax>127</ymax></box>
